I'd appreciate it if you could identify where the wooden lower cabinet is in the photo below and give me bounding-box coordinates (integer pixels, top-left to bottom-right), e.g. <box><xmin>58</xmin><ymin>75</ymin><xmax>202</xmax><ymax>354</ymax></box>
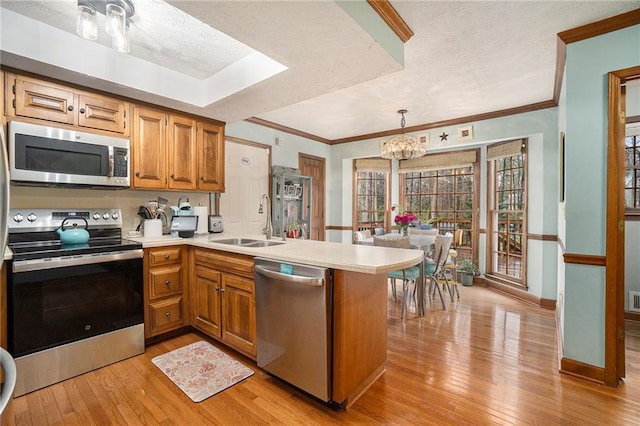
<box><xmin>144</xmin><ymin>246</ymin><xmax>187</xmax><ymax>338</ymax></box>
<box><xmin>190</xmin><ymin>248</ymin><xmax>256</xmax><ymax>358</ymax></box>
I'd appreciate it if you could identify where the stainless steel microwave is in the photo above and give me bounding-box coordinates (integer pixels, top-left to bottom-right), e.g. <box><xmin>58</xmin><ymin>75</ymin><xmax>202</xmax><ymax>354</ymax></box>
<box><xmin>8</xmin><ymin>121</ymin><xmax>130</xmax><ymax>188</ymax></box>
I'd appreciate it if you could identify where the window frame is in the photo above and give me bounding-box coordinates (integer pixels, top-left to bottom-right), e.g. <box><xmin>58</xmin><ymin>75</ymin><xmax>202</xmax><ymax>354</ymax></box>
<box><xmin>398</xmin><ymin>148</ymin><xmax>480</xmax><ymax>263</ymax></box>
<box><xmin>624</xmin><ymin>119</ymin><xmax>640</xmax><ymax>217</ymax></box>
<box><xmin>486</xmin><ymin>139</ymin><xmax>528</xmax><ymax>288</ymax></box>
<box><xmin>352</xmin><ymin>158</ymin><xmax>391</xmax><ymax>233</ymax></box>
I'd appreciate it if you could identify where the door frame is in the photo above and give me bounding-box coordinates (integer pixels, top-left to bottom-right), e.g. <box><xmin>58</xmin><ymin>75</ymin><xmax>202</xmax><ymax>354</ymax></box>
<box><xmin>605</xmin><ymin>65</ymin><xmax>640</xmax><ymax>386</ymax></box>
<box><xmin>298</xmin><ymin>152</ymin><xmax>326</xmax><ymax>240</ymax></box>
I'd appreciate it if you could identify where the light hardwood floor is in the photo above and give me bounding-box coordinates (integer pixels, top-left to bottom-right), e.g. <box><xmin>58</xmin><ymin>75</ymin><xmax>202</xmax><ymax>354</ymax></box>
<box><xmin>9</xmin><ymin>285</ymin><xmax>640</xmax><ymax>425</ymax></box>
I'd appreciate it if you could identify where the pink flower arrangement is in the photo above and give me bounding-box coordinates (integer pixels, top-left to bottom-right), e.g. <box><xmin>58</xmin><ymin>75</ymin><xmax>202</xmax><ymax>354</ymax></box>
<box><xmin>394</xmin><ymin>211</ymin><xmax>417</xmax><ymax>226</ymax></box>
<box><xmin>391</xmin><ymin>205</ymin><xmax>417</xmax><ymax>233</ymax></box>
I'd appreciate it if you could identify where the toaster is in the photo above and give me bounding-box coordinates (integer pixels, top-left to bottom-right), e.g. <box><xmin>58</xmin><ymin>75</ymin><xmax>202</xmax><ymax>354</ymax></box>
<box><xmin>208</xmin><ymin>215</ymin><xmax>224</xmax><ymax>233</ymax></box>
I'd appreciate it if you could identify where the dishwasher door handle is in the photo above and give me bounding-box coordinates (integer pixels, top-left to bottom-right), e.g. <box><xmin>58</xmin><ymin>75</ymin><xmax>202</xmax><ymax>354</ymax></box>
<box><xmin>255</xmin><ymin>265</ymin><xmax>324</xmax><ymax>286</ymax></box>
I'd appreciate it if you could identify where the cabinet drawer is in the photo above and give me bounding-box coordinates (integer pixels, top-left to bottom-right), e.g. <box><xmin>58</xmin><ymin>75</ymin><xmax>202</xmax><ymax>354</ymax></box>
<box><xmin>149</xmin><ymin>265</ymin><xmax>182</xmax><ymax>300</ymax></box>
<box><xmin>194</xmin><ymin>249</ymin><xmax>254</xmax><ymax>278</ymax></box>
<box><xmin>149</xmin><ymin>296</ymin><xmax>184</xmax><ymax>335</ymax></box>
<box><xmin>148</xmin><ymin>246</ymin><xmax>182</xmax><ymax>266</ymax></box>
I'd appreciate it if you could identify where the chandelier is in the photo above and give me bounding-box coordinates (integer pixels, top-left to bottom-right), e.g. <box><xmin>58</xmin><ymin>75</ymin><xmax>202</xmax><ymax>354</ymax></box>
<box><xmin>381</xmin><ymin>109</ymin><xmax>426</xmax><ymax>160</ymax></box>
<box><xmin>76</xmin><ymin>0</ymin><xmax>135</xmax><ymax>53</ymax></box>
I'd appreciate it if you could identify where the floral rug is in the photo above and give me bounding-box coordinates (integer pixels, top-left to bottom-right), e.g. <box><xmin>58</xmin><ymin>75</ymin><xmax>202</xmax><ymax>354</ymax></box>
<box><xmin>151</xmin><ymin>340</ymin><xmax>254</xmax><ymax>402</ymax></box>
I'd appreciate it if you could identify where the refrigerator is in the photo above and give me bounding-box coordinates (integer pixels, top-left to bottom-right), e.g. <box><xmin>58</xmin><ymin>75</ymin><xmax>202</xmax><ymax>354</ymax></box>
<box><xmin>1</xmin><ymin>124</ymin><xmax>8</xmax><ymax>271</ymax></box>
<box><xmin>271</xmin><ymin>166</ymin><xmax>312</xmax><ymax>239</ymax></box>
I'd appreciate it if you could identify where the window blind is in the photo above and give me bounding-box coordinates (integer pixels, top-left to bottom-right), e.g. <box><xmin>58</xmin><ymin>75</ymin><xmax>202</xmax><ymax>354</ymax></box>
<box><xmin>398</xmin><ymin>149</ymin><xmax>477</xmax><ymax>173</ymax></box>
<box><xmin>486</xmin><ymin>139</ymin><xmax>525</xmax><ymax>160</ymax></box>
<box><xmin>354</xmin><ymin>158</ymin><xmax>391</xmax><ymax>172</ymax></box>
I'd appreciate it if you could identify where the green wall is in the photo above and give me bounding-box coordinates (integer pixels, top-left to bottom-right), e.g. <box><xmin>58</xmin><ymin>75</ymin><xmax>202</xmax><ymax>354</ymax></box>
<box><xmin>563</xmin><ymin>24</ymin><xmax>640</xmax><ymax>367</ymax></box>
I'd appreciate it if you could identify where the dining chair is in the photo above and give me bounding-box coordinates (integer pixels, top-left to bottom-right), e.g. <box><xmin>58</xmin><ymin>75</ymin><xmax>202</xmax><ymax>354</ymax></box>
<box><xmin>373</xmin><ymin>235</ymin><xmax>421</xmax><ymax>318</ymax></box>
<box><xmin>353</xmin><ymin>229</ymin><xmax>372</xmax><ymax>244</ymax></box>
<box><xmin>0</xmin><ymin>347</ymin><xmax>16</xmax><ymax>423</ymax></box>
<box><xmin>441</xmin><ymin>248</ymin><xmax>460</xmax><ymax>300</ymax></box>
<box><xmin>422</xmin><ymin>234</ymin><xmax>452</xmax><ymax>310</ymax></box>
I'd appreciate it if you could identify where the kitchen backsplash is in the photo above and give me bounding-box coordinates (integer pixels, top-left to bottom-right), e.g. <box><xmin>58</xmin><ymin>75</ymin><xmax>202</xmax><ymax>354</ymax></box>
<box><xmin>9</xmin><ymin>186</ymin><xmax>210</xmax><ymax>232</ymax></box>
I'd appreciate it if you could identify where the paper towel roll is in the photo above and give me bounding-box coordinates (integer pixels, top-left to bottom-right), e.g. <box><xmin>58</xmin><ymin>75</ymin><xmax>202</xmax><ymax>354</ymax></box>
<box><xmin>194</xmin><ymin>206</ymin><xmax>209</xmax><ymax>234</ymax></box>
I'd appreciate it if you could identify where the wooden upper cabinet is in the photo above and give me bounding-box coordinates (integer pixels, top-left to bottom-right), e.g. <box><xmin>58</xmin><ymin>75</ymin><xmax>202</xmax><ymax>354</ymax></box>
<box><xmin>132</xmin><ymin>106</ymin><xmax>166</xmax><ymax>189</ymax></box>
<box><xmin>77</xmin><ymin>93</ymin><xmax>127</xmax><ymax>133</ymax></box>
<box><xmin>198</xmin><ymin>121</ymin><xmax>225</xmax><ymax>192</ymax></box>
<box><xmin>13</xmin><ymin>77</ymin><xmax>75</xmax><ymax>125</ymax></box>
<box><xmin>168</xmin><ymin>115</ymin><xmax>197</xmax><ymax>190</ymax></box>
<box><xmin>8</xmin><ymin>73</ymin><xmax>128</xmax><ymax>134</ymax></box>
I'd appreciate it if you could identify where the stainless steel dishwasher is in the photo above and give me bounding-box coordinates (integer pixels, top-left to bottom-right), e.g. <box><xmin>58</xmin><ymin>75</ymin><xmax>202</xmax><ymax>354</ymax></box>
<box><xmin>254</xmin><ymin>257</ymin><xmax>332</xmax><ymax>403</ymax></box>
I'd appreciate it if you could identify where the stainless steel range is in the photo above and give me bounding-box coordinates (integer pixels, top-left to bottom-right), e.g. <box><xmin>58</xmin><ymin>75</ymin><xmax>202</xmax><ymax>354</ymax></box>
<box><xmin>7</xmin><ymin>208</ymin><xmax>144</xmax><ymax>396</ymax></box>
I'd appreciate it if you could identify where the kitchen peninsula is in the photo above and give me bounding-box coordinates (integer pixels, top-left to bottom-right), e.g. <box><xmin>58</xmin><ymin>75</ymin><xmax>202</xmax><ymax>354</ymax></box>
<box><xmin>137</xmin><ymin>233</ymin><xmax>422</xmax><ymax>407</ymax></box>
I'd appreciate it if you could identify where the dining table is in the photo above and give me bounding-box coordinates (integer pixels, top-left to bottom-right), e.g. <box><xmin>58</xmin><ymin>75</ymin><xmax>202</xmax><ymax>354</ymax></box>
<box><xmin>368</xmin><ymin>232</ymin><xmax>437</xmax><ymax>316</ymax></box>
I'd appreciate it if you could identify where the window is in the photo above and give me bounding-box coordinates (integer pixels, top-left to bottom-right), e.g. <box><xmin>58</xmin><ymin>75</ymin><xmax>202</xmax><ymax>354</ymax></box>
<box><xmin>487</xmin><ymin>139</ymin><xmax>527</xmax><ymax>286</ymax></box>
<box><xmin>399</xmin><ymin>149</ymin><xmax>478</xmax><ymax>261</ymax></box>
<box><xmin>402</xmin><ymin>168</ymin><xmax>474</xmax><ymax>255</ymax></box>
<box><xmin>625</xmin><ymin>125</ymin><xmax>640</xmax><ymax>211</ymax></box>
<box><xmin>353</xmin><ymin>158</ymin><xmax>391</xmax><ymax>232</ymax></box>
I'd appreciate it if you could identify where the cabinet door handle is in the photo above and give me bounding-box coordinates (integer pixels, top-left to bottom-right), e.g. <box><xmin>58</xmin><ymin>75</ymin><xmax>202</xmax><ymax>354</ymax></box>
<box><xmin>200</xmin><ymin>176</ymin><xmax>204</xmax><ymax>181</ymax></box>
<box><xmin>135</xmin><ymin>171</ymin><xmax>140</xmax><ymax>177</ymax></box>
<box><xmin>165</xmin><ymin>312</ymin><xmax>171</xmax><ymax>318</ymax></box>
<box><xmin>219</xmin><ymin>288</ymin><xmax>225</xmax><ymax>293</ymax></box>
<box><xmin>170</xmin><ymin>174</ymin><xmax>175</xmax><ymax>179</ymax></box>
<box><xmin>67</xmin><ymin>105</ymin><xmax>74</xmax><ymax>111</ymax></box>
<box><xmin>164</xmin><ymin>280</ymin><xmax>171</xmax><ymax>286</ymax></box>
<box><xmin>79</xmin><ymin>107</ymin><xmax>85</xmax><ymax>114</ymax></box>
<box><xmin>164</xmin><ymin>254</ymin><xmax>170</xmax><ymax>260</ymax></box>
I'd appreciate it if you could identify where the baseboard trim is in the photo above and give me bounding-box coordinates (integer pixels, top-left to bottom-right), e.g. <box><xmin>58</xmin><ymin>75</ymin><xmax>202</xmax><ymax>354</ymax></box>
<box><xmin>478</xmin><ymin>277</ymin><xmax>556</xmax><ymax>310</ymax></box>
<box><xmin>560</xmin><ymin>357</ymin><xmax>605</xmax><ymax>384</ymax></box>
<box><xmin>555</xmin><ymin>306</ymin><xmax>564</xmax><ymax>371</ymax></box>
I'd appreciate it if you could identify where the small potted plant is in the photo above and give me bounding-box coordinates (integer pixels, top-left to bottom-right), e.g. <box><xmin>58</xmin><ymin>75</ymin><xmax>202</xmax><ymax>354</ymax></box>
<box><xmin>286</xmin><ymin>220</ymin><xmax>301</xmax><ymax>238</ymax></box>
<box><xmin>457</xmin><ymin>258</ymin><xmax>478</xmax><ymax>286</ymax></box>
<box><xmin>417</xmin><ymin>211</ymin><xmax>442</xmax><ymax>229</ymax></box>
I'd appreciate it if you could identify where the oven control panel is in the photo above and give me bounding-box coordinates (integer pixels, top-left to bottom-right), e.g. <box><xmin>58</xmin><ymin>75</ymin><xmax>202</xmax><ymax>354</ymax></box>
<box><xmin>9</xmin><ymin>208</ymin><xmax>123</xmax><ymax>232</ymax></box>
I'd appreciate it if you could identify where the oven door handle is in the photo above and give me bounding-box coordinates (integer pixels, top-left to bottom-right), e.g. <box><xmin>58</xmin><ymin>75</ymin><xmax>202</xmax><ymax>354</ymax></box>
<box><xmin>12</xmin><ymin>249</ymin><xmax>144</xmax><ymax>273</ymax></box>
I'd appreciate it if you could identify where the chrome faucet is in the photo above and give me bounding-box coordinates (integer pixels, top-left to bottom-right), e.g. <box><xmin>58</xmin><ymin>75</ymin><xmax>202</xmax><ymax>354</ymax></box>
<box><xmin>258</xmin><ymin>194</ymin><xmax>272</xmax><ymax>240</ymax></box>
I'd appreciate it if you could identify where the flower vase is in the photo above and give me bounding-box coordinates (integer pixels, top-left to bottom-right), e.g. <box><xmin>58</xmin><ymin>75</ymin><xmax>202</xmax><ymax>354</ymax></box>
<box><xmin>401</xmin><ymin>226</ymin><xmax>409</xmax><ymax>237</ymax></box>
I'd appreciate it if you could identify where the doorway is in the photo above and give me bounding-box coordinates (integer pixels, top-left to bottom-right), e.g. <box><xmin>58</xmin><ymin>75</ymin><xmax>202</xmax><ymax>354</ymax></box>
<box><xmin>606</xmin><ymin>65</ymin><xmax>640</xmax><ymax>386</ymax></box>
<box><xmin>219</xmin><ymin>137</ymin><xmax>271</xmax><ymax>235</ymax></box>
<box><xmin>298</xmin><ymin>153</ymin><xmax>325</xmax><ymax>240</ymax></box>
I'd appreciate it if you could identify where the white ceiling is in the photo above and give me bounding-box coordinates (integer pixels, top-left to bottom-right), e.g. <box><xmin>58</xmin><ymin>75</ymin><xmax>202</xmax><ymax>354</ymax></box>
<box><xmin>1</xmin><ymin>0</ymin><xmax>640</xmax><ymax>142</ymax></box>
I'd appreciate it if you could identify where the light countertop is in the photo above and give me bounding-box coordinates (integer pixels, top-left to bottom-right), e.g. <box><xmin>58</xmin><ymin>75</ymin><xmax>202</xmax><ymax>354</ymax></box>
<box><xmin>130</xmin><ymin>232</ymin><xmax>423</xmax><ymax>275</ymax></box>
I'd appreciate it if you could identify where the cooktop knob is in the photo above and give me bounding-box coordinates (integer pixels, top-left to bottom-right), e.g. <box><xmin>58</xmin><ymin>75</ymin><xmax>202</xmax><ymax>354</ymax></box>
<box><xmin>13</xmin><ymin>213</ymin><xmax>24</xmax><ymax>223</ymax></box>
<box><xmin>93</xmin><ymin>212</ymin><xmax>101</xmax><ymax>220</ymax></box>
<box><xmin>112</xmin><ymin>212</ymin><xmax>119</xmax><ymax>220</ymax></box>
<box><xmin>102</xmin><ymin>212</ymin><xmax>110</xmax><ymax>220</ymax></box>
<box><xmin>27</xmin><ymin>213</ymin><xmax>37</xmax><ymax>222</ymax></box>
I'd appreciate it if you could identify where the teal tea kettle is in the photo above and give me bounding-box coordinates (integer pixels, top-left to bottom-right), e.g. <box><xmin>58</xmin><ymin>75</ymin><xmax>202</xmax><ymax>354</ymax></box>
<box><xmin>170</xmin><ymin>197</ymin><xmax>193</xmax><ymax>216</ymax></box>
<box><xmin>56</xmin><ymin>217</ymin><xmax>90</xmax><ymax>245</ymax></box>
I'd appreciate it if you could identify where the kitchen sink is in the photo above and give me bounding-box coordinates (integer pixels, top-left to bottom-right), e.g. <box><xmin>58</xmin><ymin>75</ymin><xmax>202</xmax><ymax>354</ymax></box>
<box><xmin>212</xmin><ymin>238</ymin><xmax>259</xmax><ymax>245</ymax></box>
<box><xmin>211</xmin><ymin>238</ymin><xmax>284</xmax><ymax>247</ymax></box>
<box><xmin>243</xmin><ymin>240</ymin><xmax>285</xmax><ymax>247</ymax></box>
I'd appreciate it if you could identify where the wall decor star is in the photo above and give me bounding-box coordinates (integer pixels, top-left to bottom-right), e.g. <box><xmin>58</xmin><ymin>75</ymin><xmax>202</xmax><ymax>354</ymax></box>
<box><xmin>439</xmin><ymin>132</ymin><xmax>449</xmax><ymax>142</ymax></box>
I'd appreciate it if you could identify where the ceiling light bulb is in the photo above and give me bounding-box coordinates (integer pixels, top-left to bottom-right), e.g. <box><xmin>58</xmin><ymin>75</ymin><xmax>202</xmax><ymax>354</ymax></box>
<box><xmin>105</xmin><ymin>3</ymin><xmax>126</xmax><ymax>37</ymax></box>
<box><xmin>76</xmin><ymin>4</ymin><xmax>97</xmax><ymax>40</ymax></box>
<box><xmin>112</xmin><ymin>25</ymin><xmax>130</xmax><ymax>53</ymax></box>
